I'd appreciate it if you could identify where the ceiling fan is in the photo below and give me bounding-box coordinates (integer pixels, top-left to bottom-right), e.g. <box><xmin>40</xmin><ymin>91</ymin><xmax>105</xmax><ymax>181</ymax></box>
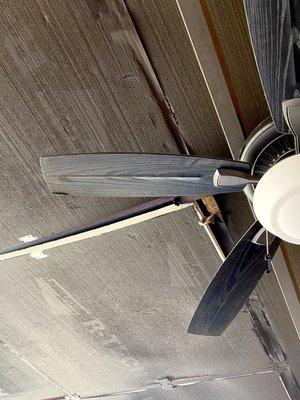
<box><xmin>1</xmin><ymin>0</ymin><xmax>299</xmax><ymax>336</ymax></box>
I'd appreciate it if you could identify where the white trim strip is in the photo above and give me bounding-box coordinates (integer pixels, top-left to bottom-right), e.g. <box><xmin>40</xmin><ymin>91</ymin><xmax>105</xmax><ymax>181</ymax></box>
<box><xmin>0</xmin><ymin>201</ymin><xmax>192</xmax><ymax>262</ymax></box>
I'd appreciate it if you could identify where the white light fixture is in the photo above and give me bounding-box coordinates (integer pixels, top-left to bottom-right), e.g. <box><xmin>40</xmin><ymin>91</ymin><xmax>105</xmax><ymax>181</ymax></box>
<box><xmin>253</xmin><ymin>154</ymin><xmax>300</xmax><ymax>244</ymax></box>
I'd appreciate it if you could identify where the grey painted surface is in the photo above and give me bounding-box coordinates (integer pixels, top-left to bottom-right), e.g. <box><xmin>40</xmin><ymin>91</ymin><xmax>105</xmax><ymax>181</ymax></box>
<box><xmin>0</xmin><ymin>0</ymin><xmax>295</xmax><ymax>399</ymax></box>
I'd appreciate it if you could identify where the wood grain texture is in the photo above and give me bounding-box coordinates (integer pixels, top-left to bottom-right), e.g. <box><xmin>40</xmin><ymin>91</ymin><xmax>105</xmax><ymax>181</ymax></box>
<box><xmin>0</xmin><ymin>0</ymin><xmax>184</xmax><ymax>238</ymax></box>
<box><xmin>188</xmin><ymin>221</ymin><xmax>281</xmax><ymax>336</ymax></box>
<box><xmin>41</xmin><ymin>153</ymin><xmax>250</xmax><ymax>196</ymax></box>
<box><xmin>201</xmin><ymin>0</ymin><xmax>270</xmax><ymax>135</ymax></box>
<box><xmin>244</xmin><ymin>0</ymin><xmax>296</xmax><ymax>133</ymax></box>
<box><xmin>125</xmin><ymin>0</ymin><xmax>233</xmax><ymax>158</ymax></box>
<box><xmin>281</xmin><ymin>244</ymin><xmax>300</xmax><ymax>299</ymax></box>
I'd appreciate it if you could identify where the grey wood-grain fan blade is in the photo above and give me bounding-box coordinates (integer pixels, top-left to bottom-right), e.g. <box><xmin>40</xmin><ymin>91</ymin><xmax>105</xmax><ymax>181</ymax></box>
<box><xmin>0</xmin><ymin>197</ymin><xmax>186</xmax><ymax>261</ymax></box>
<box><xmin>244</xmin><ymin>0</ymin><xmax>299</xmax><ymax>133</ymax></box>
<box><xmin>187</xmin><ymin>221</ymin><xmax>281</xmax><ymax>336</ymax></box>
<box><xmin>40</xmin><ymin>153</ymin><xmax>251</xmax><ymax>197</ymax></box>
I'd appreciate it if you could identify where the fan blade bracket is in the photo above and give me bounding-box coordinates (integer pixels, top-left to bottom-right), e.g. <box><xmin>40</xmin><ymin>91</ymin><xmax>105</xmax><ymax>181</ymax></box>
<box><xmin>251</xmin><ymin>227</ymin><xmax>279</xmax><ymax>248</ymax></box>
<box><xmin>282</xmin><ymin>98</ymin><xmax>300</xmax><ymax>153</ymax></box>
<box><xmin>213</xmin><ymin>168</ymin><xmax>260</xmax><ymax>188</ymax></box>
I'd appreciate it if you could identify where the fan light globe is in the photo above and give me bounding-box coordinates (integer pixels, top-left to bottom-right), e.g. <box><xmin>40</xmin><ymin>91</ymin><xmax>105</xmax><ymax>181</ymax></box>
<box><xmin>253</xmin><ymin>154</ymin><xmax>300</xmax><ymax>244</ymax></box>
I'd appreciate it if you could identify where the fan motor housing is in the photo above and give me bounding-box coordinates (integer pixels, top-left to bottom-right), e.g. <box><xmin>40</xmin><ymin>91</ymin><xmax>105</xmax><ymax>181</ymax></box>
<box><xmin>240</xmin><ymin>118</ymin><xmax>296</xmax><ymax>202</ymax></box>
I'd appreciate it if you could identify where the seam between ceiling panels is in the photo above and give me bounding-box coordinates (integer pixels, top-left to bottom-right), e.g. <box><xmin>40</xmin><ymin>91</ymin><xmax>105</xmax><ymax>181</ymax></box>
<box><xmin>0</xmin><ymin>338</ymin><xmax>70</xmax><ymax>398</ymax></box>
<box><xmin>51</xmin><ymin>369</ymin><xmax>278</xmax><ymax>400</ymax></box>
<box><xmin>84</xmin><ymin>0</ymin><xmax>186</xmax><ymax>152</ymax></box>
<box><xmin>121</xmin><ymin>0</ymin><xmax>190</xmax><ymax>155</ymax></box>
<box><xmin>247</xmin><ymin>297</ymin><xmax>300</xmax><ymax>399</ymax></box>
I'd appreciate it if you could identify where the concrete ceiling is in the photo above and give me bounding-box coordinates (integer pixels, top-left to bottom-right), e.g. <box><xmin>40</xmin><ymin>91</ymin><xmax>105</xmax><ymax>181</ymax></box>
<box><xmin>0</xmin><ymin>1</ymin><xmax>298</xmax><ymax>399</ymax></box>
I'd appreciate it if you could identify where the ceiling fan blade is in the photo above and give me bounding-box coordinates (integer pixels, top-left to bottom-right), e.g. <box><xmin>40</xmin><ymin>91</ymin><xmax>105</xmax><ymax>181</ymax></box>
<box><xmin>244</xmin><ymin>0</ymin><xmax>298</xmax><ymax>133</ymax></box>
<box><xmin>40</xmin><ymin>153</ymin><xmax>251</xmax><ymax>197</ymax></box>
<box><xmin>187</xmin><ymin>221</ymin><xmax>281</xmax><ymax>336</ymax></box>
<box><xmin>0</xmin><ymin>197</ymin><xmax>190</xmax><ymax>261</ymax></box>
